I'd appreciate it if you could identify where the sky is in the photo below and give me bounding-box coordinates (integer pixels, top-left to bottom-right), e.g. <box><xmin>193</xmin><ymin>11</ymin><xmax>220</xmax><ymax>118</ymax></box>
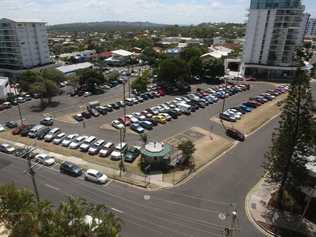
<box><xmin>1</xmin><ymin>0</ymin><xmax>316</xmax><ymax>25</ymax></box>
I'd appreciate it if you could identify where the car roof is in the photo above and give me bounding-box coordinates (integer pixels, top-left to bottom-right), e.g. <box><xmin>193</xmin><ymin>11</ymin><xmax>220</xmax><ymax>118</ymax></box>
<box><xmin>86</xmin><ymin>169</ymin><xmax>99</xmax><ymax>175</ymax></box>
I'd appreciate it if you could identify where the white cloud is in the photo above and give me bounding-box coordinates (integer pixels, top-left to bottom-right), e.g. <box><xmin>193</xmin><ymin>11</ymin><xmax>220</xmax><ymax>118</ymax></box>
<box><xmin>0</xmin><ymin>0</ymin><xmax>251</xmax><ymax>25</ymax></box>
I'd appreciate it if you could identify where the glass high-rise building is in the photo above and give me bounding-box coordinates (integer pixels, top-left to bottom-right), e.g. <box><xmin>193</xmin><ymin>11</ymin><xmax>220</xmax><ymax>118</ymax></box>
<box><xmin>242</xmin><ymin>0</ymin><xmax>308</xmax><ymax>80</ymax></box>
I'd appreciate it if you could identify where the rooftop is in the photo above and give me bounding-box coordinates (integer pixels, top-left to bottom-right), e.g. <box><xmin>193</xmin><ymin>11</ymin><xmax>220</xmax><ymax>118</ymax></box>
<box><xmin>112</xmin><ymin>49</ymin><xmax>134</xmax><ymax>57</ymax></box>
<box><xmin>56</xmin><ymin>62</ymin><xmax>93</xmax><ymax>74</ymax></box>
<box><xmin>0</xmin><ymin>18</ymin><xmax>46</xmax><ymax>23</ymax></box>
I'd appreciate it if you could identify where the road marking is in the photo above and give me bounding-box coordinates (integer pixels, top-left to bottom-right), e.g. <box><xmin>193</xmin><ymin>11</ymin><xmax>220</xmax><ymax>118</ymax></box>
<box><xmin>45</xmin><ymin>184</ymin><xmax>60</xmax><ymax>191</ymax></box>
<box><xmin>111</xmin><ymin>208</ymin><xmax>123</xmax><ymax>214</ymax></box>
<box><xmin>103</xmin><ymin>179</ymin><xmax>112</xmax><ymax>187</ymax></box>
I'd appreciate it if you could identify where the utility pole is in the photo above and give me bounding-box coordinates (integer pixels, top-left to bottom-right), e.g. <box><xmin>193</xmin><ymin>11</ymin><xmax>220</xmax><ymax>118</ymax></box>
<box><xmin>13</xmin><ymin>85</ymin><xmax>24</xmax><ymax>125</ymax></box>
<box><xmin>22</xmin><ymin>145</ymin><xmax>40</xmax><ymax>203</ymax></box>
<box><xmin>119</xmin><ymin>79</ymin><xmax>127</xmax><ymax>176</ymax></box>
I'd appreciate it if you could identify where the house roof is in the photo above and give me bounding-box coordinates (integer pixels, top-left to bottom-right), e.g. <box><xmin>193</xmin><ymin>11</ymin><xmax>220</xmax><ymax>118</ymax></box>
<box><xmin>112</xmin><ymin>49</ymin><xmax>134</xmax><ymax>57</ymax></box>
<box><xmin>0</xmin><ymin>77</ymin><xmax>8</xmax><ymax>87</ymax></box>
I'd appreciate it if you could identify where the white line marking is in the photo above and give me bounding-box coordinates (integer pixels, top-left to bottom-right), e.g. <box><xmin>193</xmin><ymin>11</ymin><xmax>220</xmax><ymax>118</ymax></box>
<box><xmin>45</xmin><ymin>184</ymin><xmax>60</xmax><ymax>191</ymax></box>
<box><xmin>111</xmin><ymin>208</ymin><xmax>123</xmax><ymax>214</ymax></box>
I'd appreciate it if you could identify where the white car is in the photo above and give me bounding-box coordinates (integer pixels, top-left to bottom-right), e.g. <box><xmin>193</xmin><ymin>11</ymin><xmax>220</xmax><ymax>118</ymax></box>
<box><xmin>88</xmin><ymin>139</ymin><xmax>105</xmax><ymax>155</ymax></box>
<box><xmin>110</xmin><ymin>150</ymin><xmax>122</xmax><ymax>161</ymax></box>
<box><xmin>44</xmin><ymin>128</ymin><xmax>61</xmax><ymax>142</ymax></box>
<box><xmin>226</xmin><ymin>109</ymin><xmax>241</xmax><ymax>120</ymax></box>
<box><xmin>53</xmin><ymin>132</ymin><xmax>66</xmax><ymax>145</ymax></box>
<box><xmin>112</xmin><ymin>120</ymin><xmax>124</xmax><ymax>129</ymax></box>
<box><xmin>99</xmin><ymin>142</ymin><xmax>114</xmax><ymax>157</ymax></box>
<box><xmin>69</xmin><ymin>136</ymin><xmax>87</xmax><ymax>149</ymax></box>
<box><xmin>0</xmin><ymin>143</ymin><xmax>15</xmax><ymax>154</ymax></box>
<box><xmin>79</xmin><ymin>136</ymin><xmax>96</xmax><ymax>152</ymax></box>
<box><xmin>34</xmin><ymin>154</ymin><xmax>55</xmax><ymax>166</ymax></box>
<box><xmin>126</xmin><ymin>115</ymin><xmax>139</xmax><ymax>123</ymax></box>
<box><xmin>84</xmin><ymin>169</ymin><xmax>108</xmax><ymax>184</ymax></box>
<box><xmin>0</xmin><ymin>124</ymin><xmax>5</xmax><ymax>132</ymax></box>
<box><xmin>62</xmin><ymin>134</ymin><xmax>79</xmax><ymax>147</ymax></box>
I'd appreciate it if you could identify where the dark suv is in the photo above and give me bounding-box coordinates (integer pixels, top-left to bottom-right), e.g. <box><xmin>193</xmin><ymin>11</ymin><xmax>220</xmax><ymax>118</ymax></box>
<box><xmin>60</xmin><ymin>162</ymin><xmax>82</xmax><ymax>177</ymax></box>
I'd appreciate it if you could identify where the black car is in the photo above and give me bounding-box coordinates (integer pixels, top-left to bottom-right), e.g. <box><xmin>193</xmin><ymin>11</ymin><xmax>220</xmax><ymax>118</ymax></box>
<box><xmin>95</xmin><ymin>106</ymin><xmax>107</xmax><ymax>115</ymax></box>
<box><xmin>226</xmin><ymin>128</ymin><xmax>245</xmax><ymax>142</ymax></box>
<box><xmin>60</xmin><ymin>161</ymin><xmax>82</xmax><ymax>177</ymax></box>
<box><xmin>82</xmin><ymin>111</ymin><xmax>91</xmax><ymax>119</ymax></box>
<box><xmin>5</xmin><ymin>121</ymin><xmax>18</xmax><ymax>129</ymax></box>
<box><xmin>140</xmin><ymin>120</ymin><xmax>153</xmax><ymax>130</ymax></box>
<box><xmin>21</xmin><ymin>126</ymin><xmax>33</xmax><ymax>137</ymax></box>
<box><xmin>112</xmin><ymin>103</ymin><xmax>120</xmax><ymax>110</ymax></box>
<box><xmin>37</xmin><ymin>127</ymin><xmax>51</xmax><ymax>140</ymax></box>
<box><xmin>146</xmin><ymin>118</ymin><xmax>158</xmax><ymax>126</ymax></box>
<box><xmin>106</xmin><ymin>104</ymin><xmax>113</xmax><ymax>112</ymax></box>
<box><xmin>124</xmin><ymin>147</ymin><xmax>140</xmax><ymax>163</ymax></box>
<box><xmin>141</xmin><ymin>93</ymin><xmax>149</xmax><ymax>100</ymax></box>
<box><xmin>165</xmin><ymin>110</ymin><xmax>178</xmax><ymax>119</ymax></box>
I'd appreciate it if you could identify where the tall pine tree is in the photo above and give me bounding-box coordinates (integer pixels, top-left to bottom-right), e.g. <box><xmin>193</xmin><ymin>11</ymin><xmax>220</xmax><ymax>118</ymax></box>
<box><xmin>264</xmin><ymin>50</ymin><xmax>314</xmax><ymax>210</ymax></box>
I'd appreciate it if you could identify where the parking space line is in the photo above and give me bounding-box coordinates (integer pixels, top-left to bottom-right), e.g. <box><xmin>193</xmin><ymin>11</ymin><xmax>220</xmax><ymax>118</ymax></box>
<box><xmin>111</xmin><ymin>208</ymin><xmax>123</xmax><ymax>214</ymax></box>
<box><xmin>45</xmin><ymin>184</ymin><xmax>60</xmax><ymax>191</ymax></box>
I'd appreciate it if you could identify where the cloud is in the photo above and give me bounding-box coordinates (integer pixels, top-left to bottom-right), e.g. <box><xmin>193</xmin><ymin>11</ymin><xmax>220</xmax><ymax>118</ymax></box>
<box><xmin>3</xmin><ymin>0</ymin><xmax>313</xmax><ymax>25</ymax></box>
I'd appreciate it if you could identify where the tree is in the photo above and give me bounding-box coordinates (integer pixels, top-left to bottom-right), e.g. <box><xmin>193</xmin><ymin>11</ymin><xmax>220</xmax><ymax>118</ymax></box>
<box><xmin>177</xmin><ymin>140</ymin><xmax>196</xmax><ymax>169</ymax></box>
<box><xmin>202</xmin><ymin>59</ymin><xmax>225</xmax><ymax>83</ymax></box>
<box><xmin>131</xmin><ymin>69</ymin><xmax>150</xmax><ymax>93</ymax></box>
<box><xmin>157</xmin><ymin>58</ymin><xmax>191</xmax><ymax>93</ymax></box>
<box><xmin>77</xmin><ymin>68</ymin><xmax>105</xmax><ymax>93</ymax></box>
<box><xmin>188</xmin><ymin>56</ymin><xmax>203</xmax><ymax>77</ymax></box>
<box><xmin>0</xmin><ymin>184</ymin><xmax>121</xmax><ymax>237</ymax></box>
<box><xmin>263</xmin><ymin>55</ymin><xmax>314</xmax><ymax>210</ymax></box>
<box><xmin>41</xmin><ymin>68</ymin><xmax>65</xmax><ymax>84</ymax></box>
<box><xmin>67</xmin><ymin>74</ymin><xmax>80</xmax><ymax>92</ymax></box>
<box><xmin>141</xmin><ymin>47</ymin><xmax>158</xmax><ymax>65</ymax></box>
<box><xmin>180</xmin><ymin>46</ymin><xmax>204</xmax><ymax>62</ymax></box>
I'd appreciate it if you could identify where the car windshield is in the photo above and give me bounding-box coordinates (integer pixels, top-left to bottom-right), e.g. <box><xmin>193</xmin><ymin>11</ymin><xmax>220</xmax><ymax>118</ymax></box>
<box><xmin>95</xmin><ymin>172</ymin><xmax>103</xmax><ymax>178</ymax></box>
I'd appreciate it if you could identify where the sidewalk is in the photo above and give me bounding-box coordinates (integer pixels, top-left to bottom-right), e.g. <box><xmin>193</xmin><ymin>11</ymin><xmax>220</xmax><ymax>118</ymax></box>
<box><xmin>0</xmin><ymin>137</ymin><xmax>173</xmax><ymax>189</ymax></box>
<box><xmin>246</xmin><ymin>179</ymin><xmax>316</xmax><ymax>237</ymax></box>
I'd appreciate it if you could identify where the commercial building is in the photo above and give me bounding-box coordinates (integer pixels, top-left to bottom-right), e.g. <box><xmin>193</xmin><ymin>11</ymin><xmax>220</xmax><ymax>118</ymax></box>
<box><xmin>305</xmin><ymin>17</ymin><xmax>316</xmax><ymax>37</ymax></box>
<box><xmin>105</xmin><ymin>49</ymin><xmax>134</xmax><ymax>66</ymax></box>
<box><xmin>242</xmin><ymin>0</ymin><xmax>307</xmax><ymax>80</ymax></box>
<box><xmin>0</xmin><ymin>76</ymin><xmax>10</xmax><ymax>100</ymax></box>
<box><xmin>0</xmin><ymin>18</ymin><xmax>50</xmax><ymax>70</ymax></box>
<box><xmin>56</xmin><ymin>62</ymin><xmax>93</xmax><ymax>76</ymax></box>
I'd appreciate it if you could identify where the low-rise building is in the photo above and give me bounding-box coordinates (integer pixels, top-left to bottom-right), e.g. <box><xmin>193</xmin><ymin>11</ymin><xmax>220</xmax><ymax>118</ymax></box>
<box><xmin>56</xmin><ymin>62</ymin><xmax>93</xmax><ymax>76</ymax></box>
<box><xmin>0</xmin><ymin>77</ymin><xmax>10</xmax><ymax>99</ymax></box>
<box><xmin>105</xmin><ymin>49</ymin><xmax>134</xmax><ymax>66</ymax></box>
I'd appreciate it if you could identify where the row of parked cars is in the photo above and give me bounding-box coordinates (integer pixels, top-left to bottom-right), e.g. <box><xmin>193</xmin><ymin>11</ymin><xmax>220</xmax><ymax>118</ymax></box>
<box><xmin>10</xmin><ymin>124</ymin><xmax>141</xmax><ymax>163</ymax></box>
<box><xmin>72</xmin><ymin>89</ymin><xmax>166</xmax><ymax>122</ymax></box>
<box><xmin>111</xmin><ymin>84</ymin><xmax>251</xmax><ymax>133</ymax></box>
<box><xmin>219</xmin><ymin>85</ymin><xmax>289</xmax><ymax>123</ymax></box>
<box><xmin>0</xmin><ymin>142</ymin><xmax>109</xmax><ymax>184</ymax></box>
<box><xmin>0</xmin><ymin>92</ymin><xmax>38</xmax><ymax>111</ymax></box>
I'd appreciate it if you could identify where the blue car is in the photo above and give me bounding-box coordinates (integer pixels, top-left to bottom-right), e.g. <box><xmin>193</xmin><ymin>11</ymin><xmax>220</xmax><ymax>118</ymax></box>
<box><xmin>239</xmin><ymin>104</ymin><xmax>252</xmax><ymax>113</ymax></box>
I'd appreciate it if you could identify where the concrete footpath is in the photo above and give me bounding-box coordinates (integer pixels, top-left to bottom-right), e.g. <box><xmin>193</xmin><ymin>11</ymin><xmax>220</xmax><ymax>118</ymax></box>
<box><xmin>246</xmin><ymin>179</ymin><xmax>316</xmax><ymax>237</ymax></box>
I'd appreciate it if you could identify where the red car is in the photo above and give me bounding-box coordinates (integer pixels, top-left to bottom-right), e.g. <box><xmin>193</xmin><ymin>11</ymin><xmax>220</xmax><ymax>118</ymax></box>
<box><xmin>12</xmin><ymin>124</ymin><xmax>28</xmax><ymax>135</ymax></box>
<box><xmin>118</xmin><ymin>116</ymin><xmax>131</xmax><ymax>126</ymax></box>
<box><xmin>158</xmin><ymin>89</ymin><xmax>165</xmax><ymax>96</ymax></box>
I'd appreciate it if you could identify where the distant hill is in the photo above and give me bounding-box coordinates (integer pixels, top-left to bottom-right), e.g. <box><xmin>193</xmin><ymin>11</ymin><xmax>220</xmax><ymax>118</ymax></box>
<box><xmin>48</xmin><ymin>21</ymin><xmax>170</xmax><ymax>32</ymax></box>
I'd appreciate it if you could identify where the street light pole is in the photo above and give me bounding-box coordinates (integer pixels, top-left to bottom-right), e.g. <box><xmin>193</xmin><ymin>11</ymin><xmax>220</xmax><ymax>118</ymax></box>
<box><xmin>13</xmin><ymin>85</ymin><xmax>24</xmax><ymax>125</ymax></box>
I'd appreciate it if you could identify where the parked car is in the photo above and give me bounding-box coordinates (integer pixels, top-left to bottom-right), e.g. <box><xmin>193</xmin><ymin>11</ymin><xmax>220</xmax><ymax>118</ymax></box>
<box><xmin>88</xmin><ymin>139</ymin><xmax>105</xmax><ymax>155</ymax></box>
<box><xmin>34</xmin><ymin>153</ymin><xmax>55</xmax><ymax>166</ymax></box>
<box><xmin>52</xmin><ymin>132</ymin><xmax>66</xmax><ymax>145</ymax></box>
<box><xmin>95</xmin><ymin>106</ymin><xmax>107</xmax><ymax>115</ymax></box>
<box><xmin>130</xmin><ymin>123</ymin><xmax>145</xmax><ymax>133</ymax></box>
<box><xmin>40</xmin><ymin>117</ymin><xmax>54</xmax><ymax>126</ymax></box>
<box><xmin>44</xmin><ymin>128</ymin><xmax>61</xmax><ymax>142</ymax></box>
<box><xmin>82</xmin><ymin>111</ymin><xmax>91</xmax><ymax>119</ymax></box>
<box><xmin>60</xmin><ymin>161</ymin><xmax>82</xmax><ymax>177</ymax></box>
<box><xmin>28</xmin><ymin>125</ymin><xmax>46</xmax><ymax>138</ymax></box>
<box><xmin>69</xmin><ymin>136</ymin><xmax>87</xmax><ymax>149</ymax></box>
<box><xmin>73</xmin><ymin>113</ymin><xmax>84</xmax><ymax>122</ymax></box>
<box><xmin>111</xmin><ymin>143</ymin><xmax>128</xmax><ymax>160</ymax></box>
<box><xmin>80</xmin><ymin>136</ymin><xmax>96</xmax><ymax>152</ymax></box>
<box><xmin>5</xmin><ymin>121</ymin><xmax>18</xmax><ymax>129</ymax></box>
<box><xmin>99</xmin><ymin>142</ymin><xmax>114</xmax><ymax>157</ymax></box>
<box><xmin>84</xmin><ymin>169</ymin><xmax>108</xmax><ymax>184</ymax></box>
<box><xmin>89</xmin><ymin>108</ymin><xmax>100</xmax><ymax>117</ymax></box>
<box><xmin>226</xmin><ymin>128</ymin><xmax>245</xmax><ymax>142</ymax></box>
<box><xmin>124</xmin><ymin>146</ymin><xmax>140</xmax><ymax>163</ymax></box>
<box><xmin>62</xmin><ymin>134</ymin><xmax>79</xmax><ymax>147</ymax></box>
<box><xmin>219</xmin><ymin>113</ymin><xmax>236</xmax><ymax>122</ymax></box>
<box><xmin>139</xmin><ymin>120</ymin><xmax>153</xmax><ymax>130</ymax></box>
<box><xmin>112</xmin><ymin>120</ymin><xmax>125</xmax><ymax>129</ymax></box>
<box><xmin>20</xmin><ymin>125</ymin><xmax>34</xmax><ymax>137</ymax></box>
<box><xmin>37</xmin><ymin>127</ymin><xmax>51</xmax><ymax>140</ymax></box>
<box><xmin>152</xmin><ymin>115</ymin><xmax>166</xmax><ymax>124</ymax></box>
<box><xmin>0</xmin><ymin>143</ymin><xmax>16</xmax><ymax>154</ymax></box>
<box><xmin>0</xmin><ymin>124</ymin><xmax>5</xmax><ymax>132</ymax></box>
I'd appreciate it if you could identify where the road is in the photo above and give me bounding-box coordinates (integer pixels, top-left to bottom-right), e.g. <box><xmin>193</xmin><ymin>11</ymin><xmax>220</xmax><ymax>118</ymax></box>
<box><xmin>0</xmin><ymin>115</ymin><xmax>279</xmax><ymax>237</ymax></box>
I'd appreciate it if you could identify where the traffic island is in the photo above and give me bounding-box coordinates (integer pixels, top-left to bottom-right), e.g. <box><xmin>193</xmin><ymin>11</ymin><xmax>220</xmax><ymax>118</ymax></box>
<box><xmin>245</xmin><ymin>179</ymin><xmax>316</xmax><ymax>237</ymax></box>
<box><xmin>211</xmin><ymin>93</ymin><xmax>287</xmax><ymax>135</ymax></box>
<box><xmin>162</xmin><ymin>127</ymin><xmax>233</xmax><ymax>185</ymax></box>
